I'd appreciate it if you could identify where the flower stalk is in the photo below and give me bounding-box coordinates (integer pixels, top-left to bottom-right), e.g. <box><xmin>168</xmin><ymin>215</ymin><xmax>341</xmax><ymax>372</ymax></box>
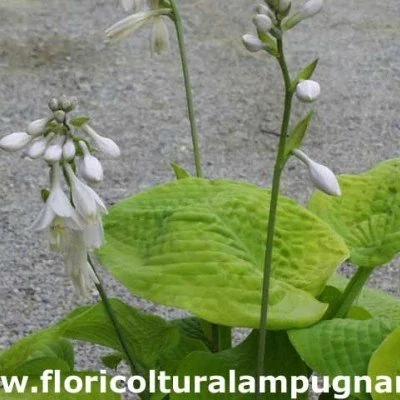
<box><xmin>169</xmin><ymin>0</ymin><xmax>203</xmax><ymax>178</ymax></box>
<box><xmin>257</xmin><ymin>31</ymin><xmax>294</xmax><ymax>397</ymax></box>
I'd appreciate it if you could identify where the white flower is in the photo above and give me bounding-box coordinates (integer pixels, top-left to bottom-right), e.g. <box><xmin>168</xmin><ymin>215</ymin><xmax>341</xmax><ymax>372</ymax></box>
<box><xmin>292</xmin><ymin>149</ymin><xmax>341</xmax><ymax>196</ymax></box>
<box><xmin>242</xmin><ymin>34</ymin><xmax>266</xmax><ymax>52</ymax></box>
<box><xmin>105</xmin><ymin>10</ymin><xmax>163</xmax><ymax>42</ymax></box>
<box><xmin>25</xmin><ymin>133</ymin><xmax>55</xmax><ymax>159</ymax></box>
<box><xmin>62</xmin><ymin>138</ymin><xmax>76</xmax><ymax>161</ymax></box>
<box><xmin>253</xmin><ymin>14</ymin><xmax>273</xmax><ymax>34</ymax></box>
<box><xmin>0</xmin><ymin>132</ymin><xmax>32</xmax><ymax>152</ymax></box>
<box><xmin>278</xmin><ymin>0</ymin><xmax>291</xmax><ymax>13</ymax></box>
<box><xmin>79</xmin><ymin>141</ymin><xmax>104</xmax><ymax>183</ymax></box>
<box><xmin>64</xmin><ymin>163</ymin><xmax>107</xmax><ymax>248</ymax></box>
<box><xmin>30</xmin><ymin>163</ymin><xmax>82</xmax><ymax>232</ymax></box>
<box><xmin>296</xmin><ymin>80</ymin><xmax>321</xmax><ymax>103</ymax></box>
<box><xmin>301</xmin><ymin>0</ymin><xmax>323</xmax><ymax>18</ymax></box>
<box><xmin>151</xmin><ymin>17</ymin><xmax>170</xmax><ymax>55</ymax></box>
<box><xmin>81</xmin><ymin>124</ymin><xmax>120</xmax><ymax>158</ymax></box>
<box><xmin>44</xmin><ymin>136</ymin><xmax>65</xmax><ymax>163</ymax></box>
<box><xmin>61</xmin><ymin>231</ymin><xmax>99</xmax><ymax>296</ymax></box>
<box><xmin>27</xmin><ymin>117</ymin><xmax>52</xmax><ymax>136</ymax></box>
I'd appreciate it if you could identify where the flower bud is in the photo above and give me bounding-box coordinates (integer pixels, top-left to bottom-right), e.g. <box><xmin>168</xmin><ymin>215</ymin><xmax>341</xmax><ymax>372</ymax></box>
<box><xmin>292</xmin><ymin>149</ymin><xmax>341</xmax><ymax>196</ymax></box>
<box><xmin>302</xmin><ymin>0</ymin><xmax>323</xmax><ymax>18</ymax></box>
<box><xmin>25</xmin><ymin>133</ymin><xmax>55</xmax><ymax>159</ymax></box>
<box><xmin>27</xmin><ymin>117</ymin><xmax>52</xmax><ymax>136</ymax></box>
<box><xmin>48</xmin><ymin>98</ymin><xmax>59</xmax><ymax>112</ymax></box>
<box><xmin>253</xmin><ymin>14</ymin><xmax>273</xmax><ymax>34</ymax></box>
<box><xmin>242</xmin><ymin>34</ymin><xmax>265</xmax><ymax>52</ymax></box>
<box><xmin>53</xmin><ymin>110</ymin><xmax>66</xmax><ymax>123</ymax></box>
<box><xmin>63</xmin><ymin>138</ymin><xmax>76</xmax><ymax>161</ymax></box>
<box><xmin>256</xmin><ymin>4</ymin><xmax>274</xmax><ymax>19</ymax></box>
<box><xmin>151</xmin><ymin>18</ymin><xmax>170</xmax><ymax>55</ymax></box>
<box><xmin>79</xmin><ymin>141</ymin><xmax>104</xmax><ymax>183</ymax></box>
<box><xmin>0</xmin><ymin>132</ymin><xmax>32</xmax><ymax>152</ymax></box>
<box><xmin>44</xmin><ymin>136</ymin><xmax>65</xmax><ymax>163</ymax></box>
<box><xmin>278</xmin><ymin>0</ymin><xmax>291</xmax><ymax>13</ymax></box>
<box><xmin>296</xmin><ymin>80</ymin><xmax>321</xmax><ymax>103</ymax></box>
<box><xmin>81</xmin><ymin>124</ymin><xmax>120</xmax><ymax>158</ymax></box>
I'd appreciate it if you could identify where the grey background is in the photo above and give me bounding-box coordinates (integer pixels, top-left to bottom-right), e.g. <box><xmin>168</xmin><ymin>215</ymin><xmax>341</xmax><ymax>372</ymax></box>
<box><xmin>0</xmin><ymin>0</ymin><xmax>399</xmax><ymax>383</ymax></box>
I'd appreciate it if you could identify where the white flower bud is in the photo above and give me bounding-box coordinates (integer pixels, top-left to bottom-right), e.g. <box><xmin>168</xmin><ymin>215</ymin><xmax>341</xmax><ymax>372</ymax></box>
<box><xmin>81</xmin><ymin>124</ymin><xmax>120</xmax><ymax>158</ymax></box>
<box><xmin>278</xmin><ymin>0</ymin><xmax>291</xmax><ymax>12</ymax></box>
<box><xmin>0</xmin><ymin>132</ymin><xmax>32</xmax><ymax>152</ymax></box>
<box><xmin>48</xmin><ymin>98</ymin><xmax>59</xmax><ymax>112</ymax></box>
<box><xmin>242</xmin><ymin>34</ymin><xmax>266</xmax><ymax>52</ymax></box>
<box><xmin>53</xmin><ymin>110</ymin><xmax>66</xmax><ymax>123</ymax></box>
<box><xmin>256</xmin><ymin>4</ymin><xmax>275</xmax><ymax>20</ymax></box>
<box><xmin>253</xmin><ymin>14</ymin><xmax>273</xmax><ymax>34</ymax></box>
<box><xmin>25</xmin><ymin>133</ymin><xmax>55</xmax><ymax>159</ymax></box>
<box><xmin>27</xmin><ymin>117</ymin><xmax>52</xmax><ymax>136</ymax></box>
<box><xmin>151</xmin><ymin>18</ymin><xmax>170</xmax><ymax>55</ymax></box>
<box><xmin>44</xmin><ymin>136</ymin><xmax>65</xmax><ymax>163</ymax></box>
<box><xmin>302</xmin><ymin>0</ymin><xmax>323</xmax><ymax>18</ymax></box>
<box><xmin>296</xmin><ymin>80</ymin><xmax>321</xmax><ymax>103</ymax></box>
<box><xmin>63</xmin><ymin>138</ymin><xmax>76</xmax><ymax>161</ymax></box>
<box><xmin>79</xmin><ymin>141</ymin><xmax>104</xmax><ymax>183</ymax></box>
<box><xmin>293</xmin><ymin>149</ymin><xmax>341</xmax><ymax>196</ymax></box>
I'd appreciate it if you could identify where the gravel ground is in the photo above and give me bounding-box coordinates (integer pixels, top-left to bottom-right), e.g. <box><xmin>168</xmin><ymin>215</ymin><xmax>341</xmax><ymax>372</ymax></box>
<box><xmin>0</xmin><ymin>0</ymin><xmax>399</xmax><ymax>394</ymax></box>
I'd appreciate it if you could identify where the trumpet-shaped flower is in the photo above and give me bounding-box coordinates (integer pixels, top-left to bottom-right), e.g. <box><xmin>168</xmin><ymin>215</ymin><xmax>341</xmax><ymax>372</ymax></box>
<box><xmin>27</xmin><ymin>117</ymin><xmax>52</xmax><ymax>136</ymax></box>
<box><xmin>292</xmin><ymin>149</ymin><xmax>341</xmax><ymax>196</ymax></box>
<box><xmin>81</xmin><ymin>124</ymin><xmax>120</xmax><ymax>158</ymax></box>
<box><xmin>296</xmin><ymin>80</ymin><xmax>321</xmax><ymax>103</ymax></box>
<box><xmin>0</xmin><ymin>132</ymin><xmax>32</xmax><ymax>152</ymax></box>
<box><xmin>64</xmin><ymin>163</ymin><xmax>107</xmax><ymax>248</ymax></box>
<box><xmin>61</xmin><ymin>230</ymin><xmax>99</xmax><ymax>296</ymax></box>
<box><xmin>79</xmin><ymin>141</ymin><xmax>104</xmax><ymax>183</ymax></box>
<box><xmin>30</xmin><ymin>163</ymin><xmax>82</xmax><ymax>232</ymax></box>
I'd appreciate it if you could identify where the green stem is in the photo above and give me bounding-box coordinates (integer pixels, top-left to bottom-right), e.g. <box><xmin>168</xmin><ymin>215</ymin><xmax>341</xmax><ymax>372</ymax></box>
<box><xmin>87</xmin><ymin>255</ymin><xmax>140</xmax><ymax>375</ymax></box>
<box><xmin>256</xmin><ymin>35</ymin><xmax>293</xmax><ymax>398</ymax></box>
<box><xmin>212</xmin><ymin>325</ymin><xmax>232</xmax><ymax>352</ymax></box>
<box><xmin>170</xmin><ymin>0</ymin><xmax>230</xmax><ymax>353</ymax></box>
<box><xmin>170</xmin><ymin>0</ymin><xmax>203</xmax><ymax>178</ymax></box>
<box><xmin>325</xmin><ymin>267</ymin><xmax>373</xmax><ymax>319</ymax></box>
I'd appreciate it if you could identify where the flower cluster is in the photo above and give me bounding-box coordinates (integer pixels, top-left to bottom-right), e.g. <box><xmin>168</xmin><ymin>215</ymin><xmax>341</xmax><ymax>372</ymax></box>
<box><xmin>242</xmin><ymin>0</ymin><xmax>323</xmax><ymax>103</ymax></box>
<box><xmin>106</xmin><ymin>0</ymin><xmax>172</xmax><ymax>55</ymax></box>
<box><xmin>0</xmin><ymin>95</ymin><xmax>120</xmax><ymax>295</ymax></box>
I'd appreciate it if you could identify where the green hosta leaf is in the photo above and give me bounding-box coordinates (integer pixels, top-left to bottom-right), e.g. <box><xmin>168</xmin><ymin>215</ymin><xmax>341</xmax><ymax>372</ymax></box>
<box><xmin>99</xmin><ymin>178</ymin><xmax>349</xmax><ymax>329</ymax></box>
<box><xmin>58</xmin><ymin>299</ymin><xmax>179</xmax><ymax>371</ymax></box>
<box><xmin>0</xmin><ymin>329</ymin><xmax>59</xmax><ymax>375</ymax></box>
<box><xmin>69</xmin><ymin>116</ymin><xmax>90</xmax><ymax>127</ymax></box>
<box><xmin>170</xmin><ymin>330</ymin><xmax>309</xmax><ymax>399</ymax></box>
<box><xmin>101</xmin><ymin>352</ymin><xmax>123</xmax><ymax>370</ymax></box>
<box><xmin>308</xmin><ymin>159</ymin><xmax>400</xmax><ymax>268</ymax></box>
<box><xmin>171</xmin><ymin>163</ymin><xmax>191</xmax><ymax>179</ymax></box>
<box><xmin>328</xmin><ymin>273</ymin><xmax>400</xmax><ymax>326</ymax></box>
<box><xmin>284</xmin><ymin>111</ymin><xmax>314</xmax><ymax>160</ymax></box>
<box><xmin>368</xmin><ymin>325</ymin><xmax>400</xmax><ymax>400</ymax></box>
<box><xmin>289</xmin><ymin>319</ymin><xmax>394</xmax><ymax>399</ymax></box>
<box><xmin>0</xmin><ymin>371</ymin><xmax>120</xmax><ymax>399</ymax></box>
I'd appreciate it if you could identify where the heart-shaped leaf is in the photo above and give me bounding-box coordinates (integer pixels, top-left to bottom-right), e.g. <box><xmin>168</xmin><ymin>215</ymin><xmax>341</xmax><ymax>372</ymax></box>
<box><xmin>308</xmin><ymin>159</ymin><xmax>400</xmax><ymax>268</ymax></box>
<box><xmin>98</xmin><ymin>178</ymin><xmax>349</xmax><ymax>329</ymax></box>
<box><xmin>289</xmin><ymin>319</ymin><xmax>394</xmax><ymax>399</ymax></box>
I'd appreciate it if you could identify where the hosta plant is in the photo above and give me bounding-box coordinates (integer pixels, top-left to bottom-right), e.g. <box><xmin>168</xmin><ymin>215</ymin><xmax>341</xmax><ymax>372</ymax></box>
<box><xmin>0</xmin><ymin>0</ymin><xmax>399</xmax><ymax>399</ymax></box>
